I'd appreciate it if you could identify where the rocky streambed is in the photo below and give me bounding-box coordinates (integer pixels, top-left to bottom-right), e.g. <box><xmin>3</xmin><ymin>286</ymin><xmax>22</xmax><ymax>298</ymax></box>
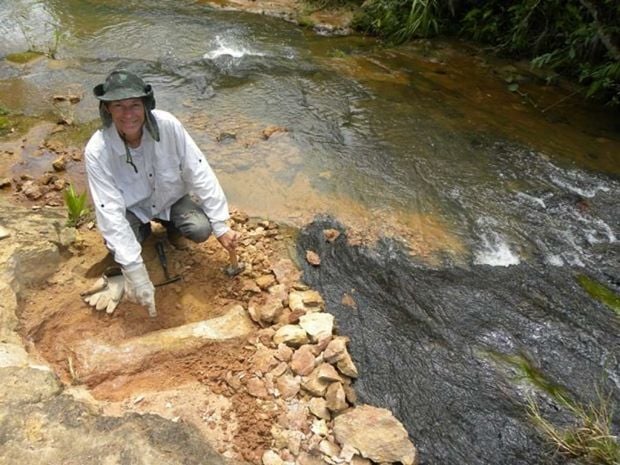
<box><xmin>0</xmin><ymin>123</ymin><xmax>417</xmax><ymax>465</ymax></box>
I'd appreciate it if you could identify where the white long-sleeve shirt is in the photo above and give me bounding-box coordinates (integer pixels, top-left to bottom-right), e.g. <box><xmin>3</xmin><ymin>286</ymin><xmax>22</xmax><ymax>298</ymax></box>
<box><xmin>85</xmin><ymin>109</ymin><xmax>229</xmax><ymax>268</ymax></box>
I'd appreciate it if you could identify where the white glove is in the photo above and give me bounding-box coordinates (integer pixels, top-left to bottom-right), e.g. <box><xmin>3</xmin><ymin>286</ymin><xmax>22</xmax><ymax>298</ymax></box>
<box><xmin>123</xmin><ymin>263</ymin><xmax>157</xmax><ymax>317</ymax></box>
<box><xmin>82</xmin><ymin>275</ymin><xmax>125</xmax><ymax>314</ymax></box>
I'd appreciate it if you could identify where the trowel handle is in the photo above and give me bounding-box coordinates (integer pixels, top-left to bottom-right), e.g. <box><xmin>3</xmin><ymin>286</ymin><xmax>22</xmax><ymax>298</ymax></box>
<box><xmin>156</xmin><ymin>241</ymin><xmax>169</xmax><ymax>274</ymax></box>
<box><xmin>228</xmin><ymin>248</ymin><xmax>238</xmax><ymax>267</ymax></box>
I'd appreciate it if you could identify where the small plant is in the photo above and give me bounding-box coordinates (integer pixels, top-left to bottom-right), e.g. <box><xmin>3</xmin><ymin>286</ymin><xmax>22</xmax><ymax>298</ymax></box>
<box><xmin>527</xmin><ymin>391</ymin><xmax>619</xmax><ymax>465</ymax></box>
<box><xmin>63</xmin><ymin>184</ymin><xmax>90</xmax><ymax>227</ymax></box>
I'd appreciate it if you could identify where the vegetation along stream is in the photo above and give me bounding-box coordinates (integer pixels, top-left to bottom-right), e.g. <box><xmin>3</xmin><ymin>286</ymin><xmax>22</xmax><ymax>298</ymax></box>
<box><xmin>1</xmin><ymin>1</ymin><xmax>618</xmax><ymax>464</ymax></box>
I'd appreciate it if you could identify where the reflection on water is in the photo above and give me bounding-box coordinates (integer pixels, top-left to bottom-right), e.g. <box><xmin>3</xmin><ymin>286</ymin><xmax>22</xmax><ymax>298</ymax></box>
<box><xmin>0</xmin><ymin>0</ymin><xmax>618</xmax><ymax>270</ymax></box>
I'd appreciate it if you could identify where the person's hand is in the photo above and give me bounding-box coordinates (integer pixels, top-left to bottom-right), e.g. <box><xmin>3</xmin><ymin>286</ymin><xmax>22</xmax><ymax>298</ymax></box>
<box><xmin>122</xmin><ymin>263</ymin><xmax>157</xmax><ymax>317</ymax></box>
<box><xmin>82</xmin><ymin>274</ymin><xmax>125</xmax><ymax>314</ymax></box>
<box><xmin>217</xmin><ymin>229</ymin><xmax>240</xmax><ymax>252</ymax></box>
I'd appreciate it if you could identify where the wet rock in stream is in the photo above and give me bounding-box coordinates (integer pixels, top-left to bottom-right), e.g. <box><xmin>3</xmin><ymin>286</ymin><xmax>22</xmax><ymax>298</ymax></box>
<box><xmin>297</xmin><ymin>216</ymin><xmax>620</xmax><ymax>465</ymax></box>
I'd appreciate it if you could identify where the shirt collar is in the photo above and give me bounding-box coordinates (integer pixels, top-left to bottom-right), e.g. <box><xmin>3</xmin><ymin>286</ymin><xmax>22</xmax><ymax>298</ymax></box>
<box><xmin>102</xmin><ymin>124</ymin><xmax>147</xmax><ymax>156</ymax></box>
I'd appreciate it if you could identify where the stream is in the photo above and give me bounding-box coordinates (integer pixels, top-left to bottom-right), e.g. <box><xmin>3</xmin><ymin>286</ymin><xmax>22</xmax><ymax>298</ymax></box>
<box><xmin>1</xmin><ymin>1</ymin><xmax>618</xmax><ymax>464</ymax></box>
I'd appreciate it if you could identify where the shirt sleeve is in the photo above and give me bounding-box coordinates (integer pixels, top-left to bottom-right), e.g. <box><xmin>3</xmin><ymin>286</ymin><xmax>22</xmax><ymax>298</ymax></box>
<box><xmin>85</xmin><ymin>147</ymin><xmax>144</xmax><ymax>268</ymax></box>
<box><xmin>172</xmin><ymin>118</ymin><xmax>231</xmax><ymax>237</ymax></box>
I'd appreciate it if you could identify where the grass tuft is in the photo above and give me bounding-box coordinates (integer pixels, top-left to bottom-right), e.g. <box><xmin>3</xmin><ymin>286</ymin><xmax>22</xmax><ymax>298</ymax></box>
<box><xmin>63</xmin><ymin>184</ymin><xmax>90</xmax><ymax>228</ymax></box>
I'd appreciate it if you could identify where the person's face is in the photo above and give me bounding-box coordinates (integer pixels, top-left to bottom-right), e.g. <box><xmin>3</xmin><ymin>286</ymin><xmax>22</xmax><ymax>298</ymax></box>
<box><xmin>106</xmin><ymin>98</ymin><xmax>145</xmax><ymax>141</ymax></box>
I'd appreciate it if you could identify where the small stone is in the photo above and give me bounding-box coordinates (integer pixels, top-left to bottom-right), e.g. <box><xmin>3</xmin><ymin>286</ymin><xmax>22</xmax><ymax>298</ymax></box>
<box><xmin>311</xmin><ymin>419</ymin><xmax>329</xmax><ymax>437</ymax></box>
<box><xmin>52</xmin><ymin>156</ymin><xmax>66</xmax><ymax>171</ymax></box>
<box><xmin>22</xmin><ymin>181</ymin><xmax>43</xmax><ymax>200</ymax></box>
<box><xmin>276</xmin><ymin>373</ymin><xmax>301</xmax><ymax>399</ymax></box>
<box><xmin>273</xmin><ymin>325</ymin><xmax>309</xmax><ymax>347</ymax></box>
<box><xmin>248</xmin><ymin>294</ymin><xmax>284</xmax><ymax>327</ymax></box>
<box><xmin>297</xmin><ymin>452</ymin><xmax>328</xmax><ymax>465</ymax></box>
<box><xmin>290</xmin><ymin>345</ymin><xmax>316</xmax><ymax>376</ymax></box>
<box><xmin>271</xmin><ymin>258</ymin><xmax>302</xmax><ymax>286</ymax></box>
<box><xmin>262</xmin><ymin>125</ymin><xmax>288</xmax><ymax>140</ymax></box>
<box><xmin>325</xmin><ymin>382</ymin><xmax>348</xmax><ymax>413</ymax></box>
<box><xmin>274</xmin><ymin>343</ymin><xmax>294</xmax><ymax>362</ymax></box>
<box><xmin>0</xmin><ymin>225</ymin><xmax>11</xmax><ymax>240</ymax></box>
<box><xmin>301</xmin><ymin>290</ymin><xmax>324</xmax><ymax>308</ymax></box>
<box><xmin>341</xmin><ymin>293</ymin><xmax>357</xmax><ymax>309</ymax></box>
<box><xmin>262</xmin><ymin>450</ymin><xmax>283</xmax><ymax>465</ymax></box>
<box><xmin>316</xmin><ymin>363</ymin><xmax>342</xmax><ymax>383</ymax></box>
<box><xmin>319</xmin><ymin>439</ymin><xmax>341</xmax><ymax>459</ymax></box>
<box><xmin>0</xmin><ymin>178</ymin><xmax>12</xmax><ymax>189</ymax></box>
<box><xmin>308</xmin><ymin>397</ymin><xmax>331</xmax><ymax>420</ymax></box>
<box><xmin>242</xmin><ymin>279</ymin><xmax>261</xmax><ymax>293</ymax></box>
<box><xmin>324</xmin><ymin>337</ymin><xmax>350</xmax><ymax>364</ymax></box>
<box><xmin>336</xmin><ymin>352</ymin><xmax>358</xmax><ymax>378</ymax></box>
<box><xmin>247</xmin><ymin>377</ymin><xmax>269</xmax><ymax>398</ymax></box>
<box><xmin>323</xmin><ymin>229</ymin><xmax>341</xmax><ymax>242</ymax></box>
<box><xmin>299</xmin><ymin>313</ymin><xmax>334</xmax><ymax>342</ymax></box>
<box><xmin>306</xmin><ymin>250</ymin><xmax>321</xmax><ymax>266</ymax></box>
<box><xmin>256</xmin><ymin>274</ymin><xmax>276</xmax><ymax>290</ymax></box>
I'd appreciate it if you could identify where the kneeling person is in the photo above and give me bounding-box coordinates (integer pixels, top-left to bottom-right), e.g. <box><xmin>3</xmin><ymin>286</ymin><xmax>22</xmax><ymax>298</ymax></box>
<box><xmin>83</xmin><ymin>69</ymin><xmax>238</xmax><ymax>317</ymax></box>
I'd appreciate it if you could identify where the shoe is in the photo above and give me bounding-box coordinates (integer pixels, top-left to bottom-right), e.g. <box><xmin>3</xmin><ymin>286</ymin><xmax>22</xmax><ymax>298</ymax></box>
<box><xmin>167</xmin><ymin>231</ymin><xmax>191</xmax><ymax>250</ymax></box>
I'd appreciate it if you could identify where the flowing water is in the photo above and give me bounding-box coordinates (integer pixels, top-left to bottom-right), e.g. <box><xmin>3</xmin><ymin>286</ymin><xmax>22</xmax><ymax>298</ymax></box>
<box><xmin>1</xmin><ymin>1</ymin><xmax>618</xmax><ymax>464</ymax></box>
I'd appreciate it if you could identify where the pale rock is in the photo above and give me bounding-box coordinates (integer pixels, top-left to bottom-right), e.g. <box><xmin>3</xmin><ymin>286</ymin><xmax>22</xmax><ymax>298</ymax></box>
<box><xmin>263</xmin><ymin>450</ymin><xmax>284</xmax><ymax>465</ymax></box>
<box><xmin>343</xmin><ymin>382</ymin><xmax>357</xmax><ymax>404</ymax></box>
<box><xmin>333</xmin><ymin>405</ymin><xmax>417</xmax><ymax>465</ymax></box>
<box><xmin>319</xmin><ymin>439</ymin><xmax>341</xmax><ymax>460</ymax></box>
<box><xmin>241</xmin><ymin>278</ymin><xmax>261</xmax><ymax>293</ymax></box>
<box><xmin>271</xmin><ymin>258</ymin><xmax>302</xmax><ymax>286</ymax></box>
<box><xmin>323</xmin><ymin>229</ymin><xmax>341</xmax><ymax>243</ymax></box>
<box><xmin>311</xmin><ymin>336</ymin><xmax>332</xmax><ymax>356</ymax></box>
<box><xmin>306</xmin><ymin>250</ymin><xmax>321</xmax><ymax>266</ymax></box>
<box><xmin>276</xmin><ymin>373</ymin><xmax>301</xmax><ymax>399</ymax></box>
<box><xmin>299</xmin><ymin>313</ymin><xmax>333</xmax><ymax>343</ymax></box>
<box><xmin>290</xmin><ymin>345</ymin><xmax>316</xmax><ymax>376</ymax></box>
<box><xmin>287</xmin><ymin>429</ymin><xmax>305</xmax><ymax>455</ymax></box>
<box><xmin>336</xmin><ymin>352</ymin><xmax>358</xmax><ymax>378</ymax></box>
<box><xmin>0</xmin><ymin>178</ymin><xmax>11</xmax><ymax>189</ymax></box>
<box><xmin>273</xmin><ymin>325</ymin><xmax>309</xmax><ymax>347</ymax></box>
<box><xmin>269</xmin><ymin>283</ymin><xmax>289</xmax><ymax>304</ymax></box>
<box><xmin>272</xmin><ymin>424</ymin><xmax>289</xmax><ymax>449</ymax></box>
<box><xmin>325</xmin><ymin>382</ymin><xmax>348</xmax><ymax>413</ymax></box>
<box><xmin>257</xmin><ymin>327</ymin><xmax>277</xmax><ymax>347</ymax></box>
<box><xmin>252</xmin><ymin>345</ymin><xmax>279</xmax><ymax>374</ymax></box>
<box><xmin>339</xmin><ymin>444</ymin><xmax>358</xmax><ymax>462</ymax></box>
<box><xmin>52</xmin><ymin>156</ymin><xmax>66</xmax><ymax>172</ymax></box>
<box><xmin>269</xmin><ymin>361</ymin><xmax>288</xmax><ymax>378</ymax></box>
<box><xmin>316</xmin><ymin>363</ymin><xmax>342</xmax><ymax>383</ymax></box>
<box><xmin>297</xmin><ymin>452</ymin><xmax>328</xmax><ymax>465</ymax></box>
<box><xmin>301</xmin><ymin>290</ymin><xmax>324</xmax><ymax>308</ymax></box>
<box><xmin>308</xmin><ymin>397</ymin><xmax>331</xmax><ymax>420</ymax></box>
<box><xmin>275</xmin><ymin>343</ymin><xmax>294</xmax><ymax>362</ymax></box>
<box><xmin>22</xmin><ymin>181</ymin><xmax>43</xmax><ymax>200</ymax></box>
<box><xmin>0</xmin><ymin>225</ymin><xmax>10</xmax><ymax>240</ymax></box>
<box><xmin>279</xmin><ymin>400</ymin><xmax>309</xmax><ymax>431</ymax></box>
<box><xmin>247</xmin><ymin>377</ymin><xmax>269</xmax><ymax>398</ymax></box>
<box><xmin>248</xmin><ymin>294</ymin><xmax>284</xmax><ymax>327</ymax></box>
<box><xmin>311</xmin><ymin>419</ymin><xmax>329</xmax><ymax>437</ymax></box>
<box><xmin>288</xmin><ymin>291</ymin><xmax>306</xmax><ymax>312</ymax></box>
<box><xmin>301</xmin><ymin>365</ymin><xmax>333</xmax><ymax>397</ymax></box>
<box><xmin>351</xmin><ymin>456</ymin><xmax>372</xmax><ymax>465</ymax></box>
<box><xmin>256</xmin><ymin>273</ymin><xmax>276</xmax><ymax>290</ymax></box>
<box><xmin>323</xmin><ymin>337</ymin><xmax>350</xmax><ymax>363</ymax></box>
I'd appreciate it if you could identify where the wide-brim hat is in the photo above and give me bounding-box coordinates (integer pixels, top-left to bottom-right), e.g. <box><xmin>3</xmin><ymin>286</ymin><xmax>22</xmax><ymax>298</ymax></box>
<box><xmin>93</xmin><ymin>69</ymin><xmax>152</xmax><ymax>101</ymax></box>
<box><xmin>93</xmin><ymin>69</ymin><xmax>160</xmax><ymax>142</ymax></box>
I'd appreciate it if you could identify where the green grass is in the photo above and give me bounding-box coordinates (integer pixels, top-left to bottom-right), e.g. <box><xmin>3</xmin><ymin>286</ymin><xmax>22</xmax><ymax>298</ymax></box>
<box><xmin>6</xmin><ymin>50</ymin><xmax>44</xmax><ymax>64</ymax></box>
<box><xmin>577</xmin><ymin>275</ymin><xmax>620</xmax><ymax>316</ymax></box>
<box><xmin>527</xmin><ymin>390</ymin><xmax>619</xmax><ymax>465</ymax></box>
<box><xmin>63</xmin><ymin>184</ymin><xmax>90</xmax><ymax>228</ymax></box>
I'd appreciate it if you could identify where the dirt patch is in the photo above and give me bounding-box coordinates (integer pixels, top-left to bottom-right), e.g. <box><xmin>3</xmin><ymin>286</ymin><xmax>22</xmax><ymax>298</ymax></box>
<box><xmin>15</xmin><ymin>201</ymin><xmax>300</xmax><ymax>463</ymax></box>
